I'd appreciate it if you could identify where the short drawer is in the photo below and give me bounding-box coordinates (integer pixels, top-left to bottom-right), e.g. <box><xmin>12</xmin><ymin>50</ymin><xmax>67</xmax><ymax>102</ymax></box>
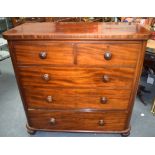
<box><xmin>13</xmin><ymin>42</ymin><xmax>74</xmax><ymax>65</ymax></box>
<box><xmin>77</xmin><ymin>43</ymin><xmax>141</xmax><ymax>67</ymax></box>
<box><xmin>18</xmin><ymin>67</ymin><xmax>135</xmax><ymax>89</ymax></box>
<box><xmin>28</xmin><ymin>110</ymin><xmax>128</xmax><ymax>131</ymax></box>
<box><xmin>24</xmin><ymin>88</ymin><xmax>131</xmax><ymax>110</ymax></box>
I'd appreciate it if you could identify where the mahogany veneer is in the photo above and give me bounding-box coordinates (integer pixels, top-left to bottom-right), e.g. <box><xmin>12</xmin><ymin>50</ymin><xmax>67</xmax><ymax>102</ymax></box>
<box><xmin>3</xmin><ymin>22</ymin><xmax>151</xmax><ymax>136</ymax></box>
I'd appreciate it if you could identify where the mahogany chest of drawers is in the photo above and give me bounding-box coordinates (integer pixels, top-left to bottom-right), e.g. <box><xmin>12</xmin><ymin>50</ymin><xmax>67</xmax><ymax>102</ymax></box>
<box><xmin>3</xmin><ymin>22</ymin><xmax>150</xmax><ymax>136</ymax></box>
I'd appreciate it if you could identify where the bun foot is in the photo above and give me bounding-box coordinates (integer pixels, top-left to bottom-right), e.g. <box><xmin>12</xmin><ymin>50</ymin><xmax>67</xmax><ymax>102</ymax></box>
<box><xmin>27</xmin><ymin>128</ymin><xmax>36</xmax><ymax>135</ymax></box>
<box><xmin>121</xmin><ymin>131</ymin><xmax>130</xmax><ymax>137</ymax></box>
<box><xmin>26</xmin><ymin>124</ymin><xmax>36</xmax><ymax>135</ymax></box>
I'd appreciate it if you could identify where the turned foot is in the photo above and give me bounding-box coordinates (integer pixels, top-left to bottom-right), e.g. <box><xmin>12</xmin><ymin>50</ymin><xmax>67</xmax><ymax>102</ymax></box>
<box><xmin>121</xmin><ymin>131</ymin><xmax>130</xmax><ymax>137</ymax></box>
<box><xmin>26</xmin><ymin>124</ymin><xmax>36</xmax><ymax>135</ymax></box>
<box><xmin>27</xmin><ymin>128</ymin><xmax>36</xmax><ymax>135</ymax></box>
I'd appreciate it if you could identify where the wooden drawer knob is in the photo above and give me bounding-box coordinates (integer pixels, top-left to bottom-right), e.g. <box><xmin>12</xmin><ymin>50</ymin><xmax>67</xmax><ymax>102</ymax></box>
<box><xmin>100</xmin><ymin>97</ymin><xmax>108</xmax><ymax>104</ymax></box>
<box><xmin>46</xmin><ymin>96</ymin><xmax>53</xmax><ymax>103</ymax></box>
<box><xmin>39</xmin><ymin>51</ymin><xmax>47</xmax><ymax>59</ymax></box>
<box><xmin>50</xmin><ymin>118</ymin><xmax>56</xmax><ymax>125</ymax></box>
<box><xmin>104</xmin><ymin>51</ymin><xmax>112</xmax><ymax>60</ymax></box>
<box><xmin>42</xmin><ymin>73</ymin><xmax>50</xmax><ymax>81</ymax></box>
<box><xmin>98</xmin><ymin>120</ymin><xmax>104</xmax><ymax>126</ymax></box>
<box><xmin>102</xmin><ymin>75</ymin><xmax>110</xmax><ymax>82</ymax></box>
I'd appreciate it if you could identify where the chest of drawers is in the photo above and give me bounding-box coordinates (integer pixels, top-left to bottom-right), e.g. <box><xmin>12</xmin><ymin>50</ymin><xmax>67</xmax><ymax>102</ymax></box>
<box><xmin>3</xmin><ymin>22</ymin><xmax>150</xmax><ymax>136</ymax></box>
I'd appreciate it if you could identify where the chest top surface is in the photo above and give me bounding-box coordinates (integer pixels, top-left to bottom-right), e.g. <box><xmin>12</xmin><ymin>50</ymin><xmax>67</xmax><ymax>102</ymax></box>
<box><xmin>3</xmin><ymin>22</ymin><xmax>151</xmax><ymax>41</ymax></box>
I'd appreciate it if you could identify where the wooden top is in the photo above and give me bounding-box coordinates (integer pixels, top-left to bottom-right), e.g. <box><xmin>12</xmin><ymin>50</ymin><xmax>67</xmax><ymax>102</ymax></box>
<box><xmin>3</xmin><ymin>22</ymin><xmax>151</xmax><ymax>41</ymax></box>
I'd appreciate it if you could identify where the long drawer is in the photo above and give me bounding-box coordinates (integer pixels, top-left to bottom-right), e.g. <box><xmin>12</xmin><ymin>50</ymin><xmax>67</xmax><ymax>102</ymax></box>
<box><xmin>13</xmin><ymin>42</ymin><xmax>74</xmax><ymax>65</ymax></box>
<box><xmin>24</xmin><ymin>88</ymin><xmax>131</xmax><ymax>110</ymax></box>
<box><xmin>18</xmin><ymin>67</ymin><xmax>135</xmax><ymax>89</ymax></box>
<box><xmin>77</xmin><ymin>43</ymin><xmax>141</xmax><ymax>67</ymax></box>
<box><xmin>28</xmin><ymin>110</ymin><xmax>128</xmax><ymax>131</ymax></box>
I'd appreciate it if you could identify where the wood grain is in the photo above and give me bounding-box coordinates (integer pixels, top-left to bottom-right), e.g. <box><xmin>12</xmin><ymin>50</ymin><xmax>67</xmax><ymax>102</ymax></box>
<box><xmin>125</xmin><ymin>41</ymin><xmax>148</xmax><ymax>129</ymax></box>
<box><xmin>18</xmin><ymin>67</ymin><xmax>135</xmax><ymax>89</ymax></box>
<box><xmin>3</xmin><ymin>22</ymin><xmax>150</xmax><ymax>135</ymax></box>
<box><xmin>23</xmin><ymin>88</ymin><xmax>131</xmax><ymax>110</ymax></box>
<box><xmin>13</xmin><ymin>42</ymin><xmax>74</xmax><ymax>65</ymax></box>
<box><xmin>23</xmin><ymin>87</ymin><xmax>131</xmax><ymax>97</ymax></box>
<box><xmin>77</xmin><ymin>43</ymin><xmax>141</xmax><ymax>67</ymax></box>
<box><xmin>28</xmin><ymin>109</ymin><xmax>128</xmax><ymax>131</ymax></box>
<box><xmin>3</xmin><ymin>22</ymin><xmax>151</xmax><ymax>40</ymax></box>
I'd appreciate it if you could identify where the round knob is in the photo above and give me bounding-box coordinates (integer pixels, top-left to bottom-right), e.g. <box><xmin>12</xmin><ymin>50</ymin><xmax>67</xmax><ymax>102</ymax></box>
<box><xmin>46</xmin><ymin>96</ymin><xmax>53</xmax><ymax>103</ymax></box>
<box><xmin>42</xmin><ymin>74</ymin><xmax>50</xmax><ymax>81</ymax></box>
<box><xmin>102</xmin><ymin>75</ymin><xmax>110</xmax><ymax>82</ymax></box>
<box><xmin>104</xmin><ymin>51</ymin><xmax>112</xmax><ymax>60</ymax></box>
<box><xmin>39</xmin><ymin>51</ymin><xmax>47</xmax><ymax>59</ymax></box>
<box><xmin>50</xmin><ymin>118</ymin><xmax>56</xmax><ymax>125</ymax></box>
<box><xmin>100</xmin><ymin>97</ymin><xmax>108</xmax><ymax>104</ymax></box>
<box><xmin>98</xmin><ymin>120</ymin><xmax>104</xmax><ymax>126</ymax></box>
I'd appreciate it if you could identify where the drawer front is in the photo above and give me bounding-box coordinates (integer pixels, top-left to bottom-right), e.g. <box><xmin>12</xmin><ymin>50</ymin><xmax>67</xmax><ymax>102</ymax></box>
<box><xmin>77</xmin><ymin>43</ymin><xmax>141</xmax><ymax>67</ymax></box>
<box><xmin>24</xmin><ymin>88</ymin><xmax>131</xmax><ymax>110</ymax></box>
<box><xmin>13</xmin><ymin>42</ymin><xmax>73</xmax><ymax>65</ymax></box>
<box><xmin>18</xmin><ymin>67</ymin><xmax>134</xmax><ymax>89</ymax></box>
<box><xmin>28</xmin><ymin>110</ymin><xmax>128</xmax><ymax>131</ymax></box>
